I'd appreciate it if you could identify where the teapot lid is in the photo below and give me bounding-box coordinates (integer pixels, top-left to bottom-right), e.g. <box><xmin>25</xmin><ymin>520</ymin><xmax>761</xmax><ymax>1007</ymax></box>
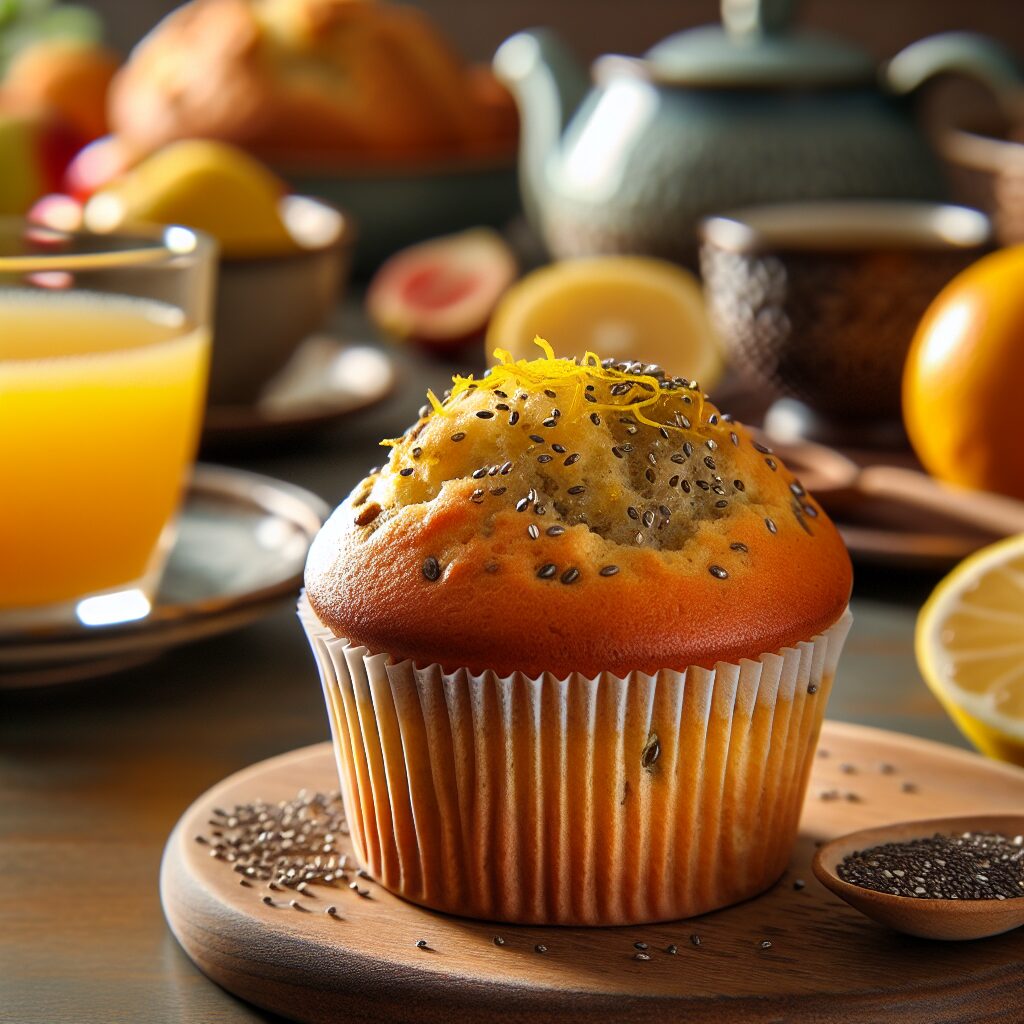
<box><xmin>643</xmin><ymin>0</ymin><xmax>875</xmax><ymax>88</ymax></box>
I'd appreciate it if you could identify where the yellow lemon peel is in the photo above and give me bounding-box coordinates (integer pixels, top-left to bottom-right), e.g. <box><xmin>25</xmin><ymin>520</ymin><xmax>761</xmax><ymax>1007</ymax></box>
<box><xmin>381</xmin><ymin>338</ymin><xmax>708</xmax><ymax>448</ymax></box>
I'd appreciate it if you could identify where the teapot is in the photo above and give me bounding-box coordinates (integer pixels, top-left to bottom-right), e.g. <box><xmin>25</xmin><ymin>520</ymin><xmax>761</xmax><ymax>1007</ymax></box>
<box><xmin>494</xmin><ymin>0</ymin><xmax>1022</xmax><ymax>264</ymax></box>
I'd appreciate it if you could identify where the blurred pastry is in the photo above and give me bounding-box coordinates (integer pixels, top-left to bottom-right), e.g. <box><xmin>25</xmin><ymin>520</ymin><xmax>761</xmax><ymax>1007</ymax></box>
<box><xmin>108</xmin><ymin>0</ymin><xmax>517</xmax><ymax>165</ymax></box>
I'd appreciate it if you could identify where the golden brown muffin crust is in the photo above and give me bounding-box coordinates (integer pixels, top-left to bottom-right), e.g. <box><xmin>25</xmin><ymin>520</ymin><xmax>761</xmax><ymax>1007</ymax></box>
<box><xmin>306</xmin><ymin>347</ymin><xmax>852</xmax><ymax>676</ymax></box>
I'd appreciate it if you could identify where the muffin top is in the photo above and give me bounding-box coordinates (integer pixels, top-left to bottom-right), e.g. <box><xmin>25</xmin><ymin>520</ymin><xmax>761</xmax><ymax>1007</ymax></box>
<box><xmin>306</xmin><ymin>343</ymin><xmax>852</xmax><ymax>676</ymax></box>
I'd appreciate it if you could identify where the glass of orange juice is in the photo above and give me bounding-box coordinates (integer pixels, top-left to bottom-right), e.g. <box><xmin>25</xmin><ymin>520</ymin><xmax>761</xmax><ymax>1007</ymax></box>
<box><xmin>0</xmin><ymin>218</ymin><xmax>215</xmax><ymax>628</ymax></box>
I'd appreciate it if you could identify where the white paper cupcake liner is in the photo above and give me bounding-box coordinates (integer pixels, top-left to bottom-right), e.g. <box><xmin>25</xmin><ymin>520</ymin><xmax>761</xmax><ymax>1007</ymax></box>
<box><xmin>300</xmin><ymin>595</ymin><xmax>852</xmax><ymax>925</ymax></box>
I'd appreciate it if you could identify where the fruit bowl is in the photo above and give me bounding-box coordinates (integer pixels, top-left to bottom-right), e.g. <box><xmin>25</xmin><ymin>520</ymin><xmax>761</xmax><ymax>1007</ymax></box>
<box><xmin>277</xmin><ymin>155</ymin><xmax>518</xmax><ymax>273</ymax></box>
<box><xmin>211</xmin><ymin>195</ymin><xmax>353</xmax><ymax>406</ymax></box>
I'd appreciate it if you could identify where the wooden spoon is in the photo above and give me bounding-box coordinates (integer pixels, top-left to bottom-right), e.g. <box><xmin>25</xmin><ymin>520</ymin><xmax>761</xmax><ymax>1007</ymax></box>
<box><xmin>813</xmin><ymin>815</ymin><xmax>1024</xmax><ymax>941</ymax></box>
<box><xmin>775</xmin><ymin>440</ymin><xmax>1024</xmax><ymax>538</ymax></box>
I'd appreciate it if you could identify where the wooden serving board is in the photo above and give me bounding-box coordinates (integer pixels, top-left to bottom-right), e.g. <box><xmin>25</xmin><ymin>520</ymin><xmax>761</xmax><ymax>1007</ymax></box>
<box><xmin>161</xmin><ymin>722</ymin><xmax>1024</xmax><ymax>1024</ymax></box>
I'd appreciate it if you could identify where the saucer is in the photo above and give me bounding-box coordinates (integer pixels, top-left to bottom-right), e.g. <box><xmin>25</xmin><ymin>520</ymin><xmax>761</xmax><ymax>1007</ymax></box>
<box><xmin>0</xmin><ymin>464</ymin><xmax>329</xmax><ymax>688</ymax></box>
<box><xmin>203</xmin><ymin>336</ymin><xmax>397</xmax><ymax>445</ymax></box>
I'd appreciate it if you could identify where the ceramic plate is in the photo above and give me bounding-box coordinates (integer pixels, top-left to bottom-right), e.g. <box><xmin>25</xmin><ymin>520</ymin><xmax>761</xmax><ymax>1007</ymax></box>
<box><xmin>203</xmin><ymin>336</ymin><xmax>397</xmax><ymax>445</ymax></box>
<box><xmin>0</xmin><ymin>465</ymin><xmax>329</xmax><ymax>687</ymax></box>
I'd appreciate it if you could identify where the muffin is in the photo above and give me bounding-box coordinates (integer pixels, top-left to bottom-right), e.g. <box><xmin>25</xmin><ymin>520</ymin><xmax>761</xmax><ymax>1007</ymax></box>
<box><xmin>301</xmin><ymin>342</ymin><xmax>853</xmax><ymax>925</ymax></box>
<box><xmin>108</xmin><ymin>0</ymin><xmax>517</xmax><ymax>165</ymax></box>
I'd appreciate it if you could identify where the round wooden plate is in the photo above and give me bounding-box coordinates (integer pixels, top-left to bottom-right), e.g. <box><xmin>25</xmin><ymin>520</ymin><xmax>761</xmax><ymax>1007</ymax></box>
<box><xmin>161</xmin><ymin>722</ymin><xmax>1024</xmax><ymax>1024</ymax></box>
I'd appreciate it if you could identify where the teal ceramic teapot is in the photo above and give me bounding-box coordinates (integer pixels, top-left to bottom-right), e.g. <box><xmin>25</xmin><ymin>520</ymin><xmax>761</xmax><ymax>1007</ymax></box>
<box><xmin>493</xmin><ymin>0</ymin><xmax>1021</xmax><ymax>263</ymax></box>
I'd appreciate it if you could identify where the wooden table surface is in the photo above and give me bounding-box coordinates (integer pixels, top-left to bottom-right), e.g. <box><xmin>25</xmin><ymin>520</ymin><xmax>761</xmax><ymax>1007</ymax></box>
<box><xmin>0</xmin><ymin>310</ymin><xmax>973</xmax><ymax>1024</ymax></box>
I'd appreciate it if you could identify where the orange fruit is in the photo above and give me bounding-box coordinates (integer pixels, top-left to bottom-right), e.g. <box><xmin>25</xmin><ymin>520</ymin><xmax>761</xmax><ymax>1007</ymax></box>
<box><xmin>3</xmin><ymin>40</ymin><xmax>119</xmax><ymax>142</ymax></box>
<box><xmin>903</xmin><ymin>245</ymin><xmax>1024</xmax><ymax>500</ymax></box>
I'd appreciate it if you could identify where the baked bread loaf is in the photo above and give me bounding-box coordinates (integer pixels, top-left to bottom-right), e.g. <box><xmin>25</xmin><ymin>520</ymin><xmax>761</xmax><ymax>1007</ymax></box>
<box><xmin>108</xmin><ymin>0</ymin><xmax>517</xmax><ymax>164</ymax></box>
<box><xmin>306</xmin><ymin>345</ymin><xmax>852</xmax><ymax>676</ymax></box>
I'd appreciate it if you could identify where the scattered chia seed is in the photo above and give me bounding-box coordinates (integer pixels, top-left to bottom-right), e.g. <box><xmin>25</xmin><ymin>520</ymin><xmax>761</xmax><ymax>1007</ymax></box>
<box><xmin>633</xmin><ymin>941</ymin><xmax>648</xmax><ymax>950</ymax></box>
<box><xmin>793</xmin><ymin>879</ymin><xmax>806</xmax><ymax>891</ymax></box>
<box><xmin>666</xmin><ymin>944</ymin><xmax>678</xmax><ymax>955</ymax></box>
<box><xmin>634</xmin><ymin>952</ymin><xmax>651</xmax><ymax>961</ymax></box>
<box><xmin>690</xmin><ymin>934</ymin><xmax>702</xmax><ymax>947</ymax></box>
<box><xmin>807</xmin><ymin>683</ymin><xmax>819</xmax><ymax>695</ymax></box>
<box><xmin>760</xmin><ymin>939</ymin><xmax>773</xmax><ymax>949</ymax></box>
<box><xmin>709</xmin><ymin>565</ymin><xmax>728</xmax><ymax>580</ymax></box>
<box><xmin>837</xmin><ymin>832</ymin><xmax>1024</xmax><ymax>900</ymax></box>
<box><xmin>422</xmin><ymin>557</ymin><xmax>441</xmax><ymax>582</ymax></box>
<box><xmin>599</xmin><ymin>565</ymin><xmax>620</xmax><ymax>577</ymax></box>
<box><xmin>493</xmin><ymin>936</ymin><xmax>505</xmax><ymax>946</ymax></box>
<box><xmin>415</xmin><ymin>939</ymin><xmax>428</xmax><ymax>949</ymax></box>
<box><xmin>534</xmin><ymin>944</ymin><xmax>548</xmax><ymax>954</ymax></box>
<box><xmin>198</xmin><ymin>788</ymin><xmax>370</xmax><ymax>911</ymax></box>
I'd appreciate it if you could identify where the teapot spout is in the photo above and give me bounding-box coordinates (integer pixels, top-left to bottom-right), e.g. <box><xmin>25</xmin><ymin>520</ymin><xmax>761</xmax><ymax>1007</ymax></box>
<box><xmin>493</xmin><ymin>29</ymin><xmax>589</xmax><ymax>236</ymax></box>
<box><xmin>887</xmin><ymin>32</ymin><xmax>1024</xmax><ymax>119</ymax></box>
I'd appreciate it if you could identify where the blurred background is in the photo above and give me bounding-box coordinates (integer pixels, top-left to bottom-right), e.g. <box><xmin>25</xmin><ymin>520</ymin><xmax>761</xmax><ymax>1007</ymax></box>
<box><xmin>85</xmin><ymin>0</ymin><xmax>1024</xmax><ymax>63</ymax></box>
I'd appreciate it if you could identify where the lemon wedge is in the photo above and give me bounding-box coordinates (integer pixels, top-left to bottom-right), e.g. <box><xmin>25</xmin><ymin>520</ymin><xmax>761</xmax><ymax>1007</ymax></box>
<box><xmin>916</xmin><ymin>533</ymin><xmax>1024</xmax><ymax>765</ymax></box>
<box><xmin>84</xmin><ymin>140</ymin><xmax>296</xmax><ymax>258</ymax></box>
<box><xmin>485</xmin><ymin>256</ymin><xmax>723</xmax><ymax>387</ymax></box>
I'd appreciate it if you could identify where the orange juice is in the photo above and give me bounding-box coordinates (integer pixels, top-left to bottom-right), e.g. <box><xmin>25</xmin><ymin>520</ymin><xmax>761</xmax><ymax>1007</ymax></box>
<box><xmin>0</xmin><ymin>290</ymin><xmax>209</xmax><ymax>609</ymax></box>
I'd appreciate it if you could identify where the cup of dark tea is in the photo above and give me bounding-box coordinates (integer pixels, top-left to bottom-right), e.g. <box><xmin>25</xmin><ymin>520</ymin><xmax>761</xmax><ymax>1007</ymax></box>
<box><xmin>700</xmin><ymin>201</ymin><xmax>992</xmax><ymax>445</ymax></box>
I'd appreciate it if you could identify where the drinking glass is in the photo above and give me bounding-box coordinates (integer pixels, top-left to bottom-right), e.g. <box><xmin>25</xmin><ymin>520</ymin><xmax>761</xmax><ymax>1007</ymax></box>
<box><xmin>0</xmin><ymin>219</ymin><xmax>216</xmax><ymax>628</ymax></box>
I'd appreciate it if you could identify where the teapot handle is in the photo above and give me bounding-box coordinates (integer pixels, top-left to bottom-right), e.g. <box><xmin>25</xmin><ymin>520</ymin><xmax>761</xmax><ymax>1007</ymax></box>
<box><xmin>886</xmin><ymin>32</ymin><xmax>1024</xmax><ymax>118</ymax></box>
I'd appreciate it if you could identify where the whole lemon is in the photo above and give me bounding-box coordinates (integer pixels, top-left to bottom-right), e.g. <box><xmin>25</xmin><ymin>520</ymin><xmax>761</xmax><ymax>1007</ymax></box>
<box><xmin>903</xmin><ymin>245</ymin><xmax>1024</xmax><ymax>500</ymax></box>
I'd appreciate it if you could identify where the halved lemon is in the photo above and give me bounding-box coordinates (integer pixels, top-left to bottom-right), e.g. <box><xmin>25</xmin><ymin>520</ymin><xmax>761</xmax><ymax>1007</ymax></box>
<box><xmin>916</xmin><ymin>533</ymin><xmax>1024</xmax><ymax>766</ymax></box>
<box><xmin>485</xmin><ymin>256</ymin><xmax>723</xmax><ymax>387</ymax></box>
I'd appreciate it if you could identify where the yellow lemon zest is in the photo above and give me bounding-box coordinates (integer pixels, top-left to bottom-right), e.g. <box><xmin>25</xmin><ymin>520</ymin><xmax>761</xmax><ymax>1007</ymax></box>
<box><xmin>380</xmin><ymin>338</ymin><xmax>708</xmax><ymax>448</ymax></box>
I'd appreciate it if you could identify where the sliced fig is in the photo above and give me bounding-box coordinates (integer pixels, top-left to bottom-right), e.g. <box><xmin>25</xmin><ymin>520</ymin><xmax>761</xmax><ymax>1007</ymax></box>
<box><xmin>367</xmin><ymin>228</ymin><xmax>516</xmax><ymax>352</ymax></box>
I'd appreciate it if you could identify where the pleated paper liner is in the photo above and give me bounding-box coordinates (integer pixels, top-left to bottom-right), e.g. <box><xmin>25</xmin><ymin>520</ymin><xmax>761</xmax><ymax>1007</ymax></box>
<box><xmin>300</xmin><ymin>595</ymin><xmax>852</xmax><ymax>926</ymax></box>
